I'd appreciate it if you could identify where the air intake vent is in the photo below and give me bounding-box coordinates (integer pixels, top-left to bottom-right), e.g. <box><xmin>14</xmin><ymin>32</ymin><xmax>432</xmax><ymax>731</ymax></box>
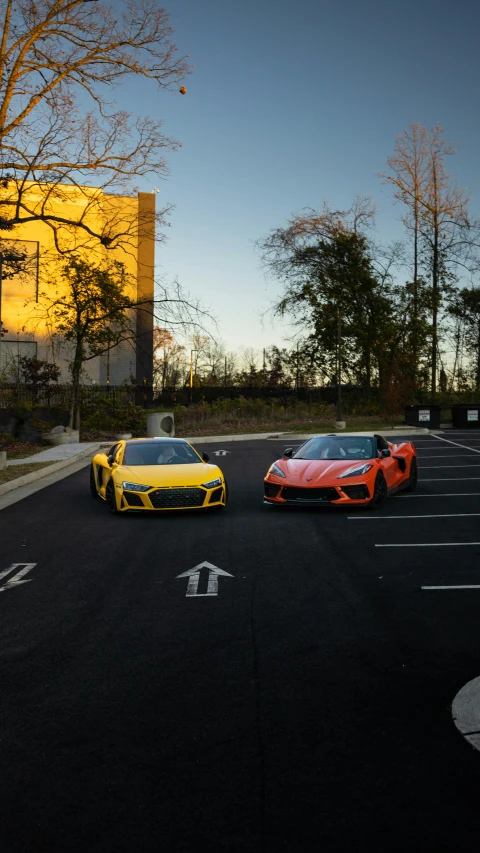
<box><xmin>340</xmin><ymin>484</ymin><xmax>370</xmax><ymax>500</ymax></box>
<box><xmin>124</xmin><ymin>492</ymin><xmax>145</xmax><ymax>507</ymax></box>
<box><xmin>264</xmin><ymin>483</ymin><xmax>281</xmax><ymax>498</ymax></box>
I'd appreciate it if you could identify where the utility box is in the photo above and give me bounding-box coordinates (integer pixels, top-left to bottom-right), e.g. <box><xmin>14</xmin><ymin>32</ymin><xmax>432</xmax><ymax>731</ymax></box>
<box><xmin>404</xmin><ymin>404</ymin><xmax>442</xmax><ymax>429</ymax></box>
<box><xmin>146</xmin><ymin>412</ymin><xmax>175</xmax><ymax>437</ymax></box>
<box><xmin>451</xmin><ymin>403</ymin><xmax>480</xmax><ymax>429</ymax></box>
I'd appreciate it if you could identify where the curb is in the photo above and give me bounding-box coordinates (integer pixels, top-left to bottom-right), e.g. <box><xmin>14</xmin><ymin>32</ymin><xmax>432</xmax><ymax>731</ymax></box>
<box><xmin>184</xmin><ymin>428</ymin><xmax>432</xmax><ymax>444</ymax></box>
<box><xmin>0</xmin><ymin>443</ymin><xmax>101</xmax><ymax>497</ymax></box>
<box><xmin>184</xmin><ymin>432</ymin><xmax>284</xmax><ymax>444</ymax></box>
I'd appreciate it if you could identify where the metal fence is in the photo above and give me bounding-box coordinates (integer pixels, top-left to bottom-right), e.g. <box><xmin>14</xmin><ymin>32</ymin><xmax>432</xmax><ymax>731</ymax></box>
<box><xmin>0</xmin><ymin>384</ymin><xmax>137</xmax><ymax>411</ymax></box>
<box><xmin>154</xmin><ymin>385</ymin><xmax>381</xmax><ymax>407</ymax></box>
<box><xmin>1</xmin><ymin>382</ymin><xmax>383</xmax><ymax>411</ymax></box>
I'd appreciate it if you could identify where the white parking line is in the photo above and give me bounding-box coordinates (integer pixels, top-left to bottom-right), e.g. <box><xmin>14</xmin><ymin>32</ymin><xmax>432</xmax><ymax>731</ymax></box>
<box><xmin>415</xmin><ymin>442</ymin><xmax>480</xmax><ymax>447</ymax></box>
<box><xmin>421</xmin><ymin>464</ymin><xmax>480</xmax><ymax>469</ymax></box>
<box><xmin>422</xmin><ymin>585</ymin><xmax>480</xmax><ymax>590</ymax></box>
<box><xmin>431</xmin><ymin>436</ymin><xmax>480</xmax><ymax>454</ymax></box>
<box><xmin>375</xmin><ymin>542</ymin><xmax>480</xmax><ymax>548</ymax></box>
<box><xmin>395</xmin><ymin>493</ymin><xmax>480</xmax><ymax>498</ymax></box>
<box><xmin>415</xmin><ymin>454</ymin><xmax>477</xmax><ymax>458</ymax></box>
<box><xmin>420</xmin><ymin>477</ymin><xmax>480</xmax><ymax>481</ymax></box>
<box><xmin>414</xmin><ymin>442</ymin><xmax>466</xmax><ymax>446</ymax></box>
<box><xmin>418</xmin><ymin>446</ymin><xmax>479</xmax><ymax>449</ymax></box>
<box><xmin>348</xmin><ymin>513</ymin><xmax>480</xmax><ymax>520</ymax></box>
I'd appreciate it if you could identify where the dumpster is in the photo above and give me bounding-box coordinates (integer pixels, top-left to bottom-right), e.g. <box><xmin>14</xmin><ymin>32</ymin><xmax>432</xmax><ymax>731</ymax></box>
<box><xmin>451</xmin><ymin>403</ymin><xmax>480</xmax><ymax>429</ymax></box>
<box><xmin>404</xmin><ymin>404</ymin><xmax>442</xmax><ymax>429</ymax></box>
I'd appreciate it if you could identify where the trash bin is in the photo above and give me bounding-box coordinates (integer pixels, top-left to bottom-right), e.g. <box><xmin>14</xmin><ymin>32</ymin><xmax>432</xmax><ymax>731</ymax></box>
<box><xmin>451</xmin><ymin>403</ymin><xmax>480</xmax><ymax>429</ymax></box>
<box><xmin>146</xmin><ymin>412</ymin><xmax>175</xmax><ymax>437</ymax></box>
<box><xmin>404</xmin><ymin>404</ymin><xmax>442</xmax><ymax>428</ymax></box>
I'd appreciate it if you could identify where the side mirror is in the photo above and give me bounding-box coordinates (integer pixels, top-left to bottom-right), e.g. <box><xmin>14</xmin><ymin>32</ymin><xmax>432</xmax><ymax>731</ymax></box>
<box><xmin>284</xmin><ymin>447</ymin><xmax>293</xmax><ymax>458</ymax></box>
<box><xmin>202</xmin><ymin>452</ymin><xmax>210</xmax><ymax>462</ymax></box>
<box><xmin>381</xmin><ymin>449</ymin><xmax>391</xmax><ymax>457</ymax></box>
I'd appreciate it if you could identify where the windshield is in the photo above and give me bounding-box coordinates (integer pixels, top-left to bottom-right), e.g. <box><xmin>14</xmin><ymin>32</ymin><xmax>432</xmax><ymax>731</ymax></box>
<box><xmin>123</xmin><ymin>442</ymin><xmax>201</xmax><ymax>466</ymax></box>
<box><xmin>293</xmin><ymin>436</ymin><xmax>375</xmax><ymax>461</ymax></box>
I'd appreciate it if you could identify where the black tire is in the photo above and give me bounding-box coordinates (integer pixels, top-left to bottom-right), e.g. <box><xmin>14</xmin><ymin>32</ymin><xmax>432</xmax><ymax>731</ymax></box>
<box><xmin>367</xmin><ymin>472</ymin><xmax>388</xmax><ymax>510</ymax></box>
<box><xmin>404</xmin><ymin>457</ymin><xmax>418</xmax><ymax>493</ymax></box>
<box><xmin>105</xmin><ymin>479</ymin><xmax>119</xmax><ymax>515</ymax></box>
<box><xmin>90</xmin><ymin>464</ymin><xmax>99</xmax><ymax>498</ymax></box>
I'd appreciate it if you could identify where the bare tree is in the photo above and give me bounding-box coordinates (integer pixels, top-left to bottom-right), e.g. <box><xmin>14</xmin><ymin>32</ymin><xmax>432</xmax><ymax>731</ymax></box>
<box><xmin>0</xmin><ymin>0</ymin><xmax>192</xmax><ymax>250</ymax></box>
<box><xmin>383</xmin><ymin>124</ymin><xmax>470</xmax><ymax>394</ymax></box>
<box><xmin>382</xmin><ymin>124</ymin><xmax>431</xmax><ymax>376</ymax></box>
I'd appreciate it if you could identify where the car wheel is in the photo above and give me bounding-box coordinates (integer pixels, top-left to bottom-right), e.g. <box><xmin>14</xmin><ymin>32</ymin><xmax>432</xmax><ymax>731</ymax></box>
<box><xmin>105</xmin><ymin>479</ymin><xmax>119</xmax><ymax>515</ymax></box>
<box><xmin>367</xmin><ymin>472</ymin><xmax>388</xmax><ymax>510</ymax></box>
<box><xmin>90</xmin><ymin>464</ymin><xmax>99</xmax><ymax>498</ymax></box>
<box><xmin>405</xmin><ymin>457</ymin><xmax>418</xmax><ymax>492</ymax></box>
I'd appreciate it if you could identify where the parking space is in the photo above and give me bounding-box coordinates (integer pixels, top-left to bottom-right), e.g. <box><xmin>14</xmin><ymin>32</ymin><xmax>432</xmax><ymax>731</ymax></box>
<box><xmin>344</xmin><ymin>431</ymin><xmax>480</xmax><ymax>586</ymax></box>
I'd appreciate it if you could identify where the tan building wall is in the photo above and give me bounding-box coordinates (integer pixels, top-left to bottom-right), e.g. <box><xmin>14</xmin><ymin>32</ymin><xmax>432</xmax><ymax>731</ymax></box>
<box><xmin>0</xmin><ymin>184</ymin><xmax>155</xmax><ymax>387</ymax></box>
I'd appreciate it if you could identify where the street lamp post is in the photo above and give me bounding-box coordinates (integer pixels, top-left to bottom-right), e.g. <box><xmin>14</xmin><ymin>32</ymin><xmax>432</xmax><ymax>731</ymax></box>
<box><xmin>335</xmin><ymin>308</ymin><xmax>346</xmax><ymax>430</ymax></box>
<box><xmin>190</xmin><ymin>349</ymin><xmax>197</xmax><ymax>403</ymax></box>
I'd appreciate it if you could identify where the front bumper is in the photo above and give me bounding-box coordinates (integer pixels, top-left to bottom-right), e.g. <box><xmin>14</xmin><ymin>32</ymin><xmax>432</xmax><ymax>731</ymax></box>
<box><xmin>117</xmin><ymin>483</ymin><xmax>226</xmax><ymax>511</ymax></box>
<box><xmin>263</xmin><ymin>480</ymin><xmax>371</xmax><ymax>505</ymax></box>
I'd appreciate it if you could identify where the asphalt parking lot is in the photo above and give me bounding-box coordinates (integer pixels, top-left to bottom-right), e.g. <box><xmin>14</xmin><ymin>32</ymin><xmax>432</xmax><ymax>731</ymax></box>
<box><xmin>1</xmin><ymin>429</ymin><xmax>480</xmax><ymax>852</ymax></box>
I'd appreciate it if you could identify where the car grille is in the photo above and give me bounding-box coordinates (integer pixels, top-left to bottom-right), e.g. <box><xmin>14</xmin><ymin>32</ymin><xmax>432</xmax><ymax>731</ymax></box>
<box><xmin>148</xmin><ymin>488</ymin><xmax>206</xmax><ymax>509</ymax></box>
<box><xmin>281</xmin><ymin>486</ymin><xmax>340</xmax><ymax>502</ymax></box>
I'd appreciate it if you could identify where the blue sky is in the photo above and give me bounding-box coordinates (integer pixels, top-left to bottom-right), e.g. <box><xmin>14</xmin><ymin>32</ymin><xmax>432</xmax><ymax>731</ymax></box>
<box><xmin>127</xmin><ymin>0</ymin><xmax>480</xmax><ymax>355</ymax></box>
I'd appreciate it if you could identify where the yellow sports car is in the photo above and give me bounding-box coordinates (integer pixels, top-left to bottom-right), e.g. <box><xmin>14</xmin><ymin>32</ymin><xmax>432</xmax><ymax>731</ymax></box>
<box><xmin>90</xmin><ymin>438</ymin><xmax>227</xmax><ymax>514</ymax></box>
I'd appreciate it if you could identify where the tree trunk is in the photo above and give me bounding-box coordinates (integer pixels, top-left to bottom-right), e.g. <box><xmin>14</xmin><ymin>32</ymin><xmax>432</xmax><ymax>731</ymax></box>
<box><xmin>450</xmin><ymin>315</ymin><xmax>462</xmax><ymax>393</ymax></box>
<box><xmin>412</xmin><ymin>201</ymin><xmax>419</xmax><ymax>385</ymax></box>
<box><xmin>69</xmin><ymin>342</ymin><xmax>83</xmax><ymax>430</ymax></box>
<box><xmin>477</xmin><ymin>320</ymin><xmax>480</xmax><ymax>392</ymax></box>
<box><xmin>431</xmin><ymin>225</ymin><xmax>439</xmax><ymax>397</ymax></box>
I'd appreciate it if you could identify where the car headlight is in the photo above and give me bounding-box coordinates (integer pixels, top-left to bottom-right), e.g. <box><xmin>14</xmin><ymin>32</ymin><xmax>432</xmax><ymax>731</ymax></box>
<box><xmin>202</xmin><ymin>478</ymin><xmax>222</xmax><ymax>488</ymax></box>
<box><xmin>267</xmin><ymin>463</ymin><xmax>286</xmax><ymax>478</ymax></box>
<box><xmin>122</xmin><ymin>481</ymin><xmax>151</xmax><ymax>492</ymax></box>
<box><xmin>338</xmin><ymin>463</ymin><xmax>373</xmax><ymax>479</ymax></box>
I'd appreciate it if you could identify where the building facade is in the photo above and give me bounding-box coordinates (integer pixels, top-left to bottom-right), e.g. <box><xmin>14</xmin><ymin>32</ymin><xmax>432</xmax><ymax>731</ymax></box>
<box><xmin>0</xmin><ymin>185</ymin><xmax>155</xmax><ymax>388</ymax></box>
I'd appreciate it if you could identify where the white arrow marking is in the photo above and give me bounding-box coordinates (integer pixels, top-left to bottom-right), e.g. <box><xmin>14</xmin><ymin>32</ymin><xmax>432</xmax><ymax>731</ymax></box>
<box><xmin>0</xmin><ymin>564</ymin><xmax>20</xmax><ymax>583</ymax></box>
<box><xmin>213</xmin><ymin>450</ymin><xmax>230</xmax><ymax>456</ymax></box>
<box><xmin>0</xmin><ymin>563</ymin><xmax>37</xmax><ymax>593</ymax></box>
<box><xmin>176</xmin><ymin>561</ymin><xmax>233</xmax><ymax>597</ymax></box>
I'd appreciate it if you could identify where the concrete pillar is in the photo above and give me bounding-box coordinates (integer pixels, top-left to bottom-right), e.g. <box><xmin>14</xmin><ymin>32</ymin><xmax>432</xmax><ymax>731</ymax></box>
<box><xmin>146</xmin><ymin>413</ymin><xmax>175</xmax><ymax>437</ymax></box>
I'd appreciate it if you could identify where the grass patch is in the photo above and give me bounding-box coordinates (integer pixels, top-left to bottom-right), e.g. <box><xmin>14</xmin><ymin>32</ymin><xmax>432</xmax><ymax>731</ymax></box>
<box><xmin>0</xmin><ymin>461</ymin><xmax>56</xmax><ymax>484</ymax></box>
<box><xmin>179</xmin><ymin>417</ymin><xmax>408</xmax><ymax>437</ymax></box>
<box><xmin>2</xmin><ymin>445</ymin><xmax>46</xmax><ymax>460</ymax></box>
<box><xmin>81</xmin><ymin>415</ymin><xmax>413</xmax><ymax>441</ymax></box>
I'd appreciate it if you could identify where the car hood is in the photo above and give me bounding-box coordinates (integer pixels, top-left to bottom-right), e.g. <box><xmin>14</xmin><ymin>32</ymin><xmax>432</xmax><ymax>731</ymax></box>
<box><xmin>279</xmin><ymin>458</ymin><xmax>371</xmax><ymax>484</ymax></box>
<box><xmin>115</xmin><ymin>462</ymin><xmax>222</xmax><ymax>488</ymax></box>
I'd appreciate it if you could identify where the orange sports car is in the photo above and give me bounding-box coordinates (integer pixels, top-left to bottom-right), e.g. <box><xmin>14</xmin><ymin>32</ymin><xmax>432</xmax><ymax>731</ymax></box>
<box><xmin>264</xmin><ymin>433</ymin><xmax>417</xmax><ymax>509</ymax></box>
